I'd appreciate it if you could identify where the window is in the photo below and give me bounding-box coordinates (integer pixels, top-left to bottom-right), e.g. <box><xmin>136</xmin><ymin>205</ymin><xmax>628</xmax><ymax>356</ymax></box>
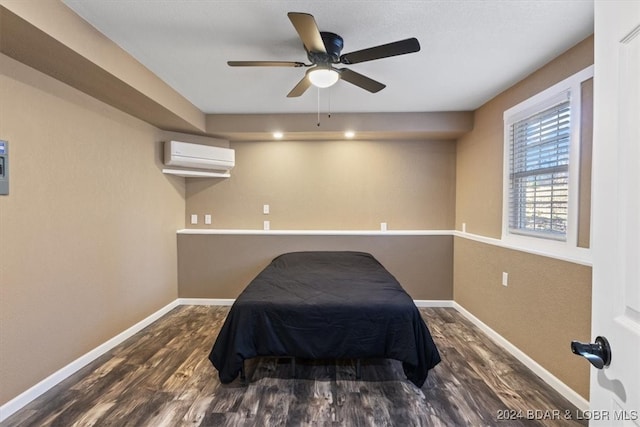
<box><xmin>508</xmin><ymin>98</ymin><xmax>571</xmax><ymax>240</ymax></box>
<box><xmin>503</xmin><ymin>66</ymin><xmax>593</xmax><ymax>256</ymax></box>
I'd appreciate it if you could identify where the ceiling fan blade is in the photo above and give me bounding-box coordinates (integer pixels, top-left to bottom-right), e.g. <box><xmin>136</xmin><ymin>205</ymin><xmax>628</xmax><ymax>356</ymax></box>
<box><xmin>340</xmin><ymin>38</ymin><xmax>420</xmax><ymax>64</ymax></box>
<box><xmin>228</xmin><ymin>61</ymin><xmax>306</xmax><ymax>67</ymax></box>
<box><xmin>287</xmin><ymin>75</ymin><xmax>312</xmax><ymax>97</ymax></box>
<box><xmin>338</xmin><ymin>69</ymin><xmax>386</xmax><ymax>93</ymax></box>
<box><xmin>287</xmin><ymin>12</ymin><xmax>326</xmax><ymax>53</ymax></box>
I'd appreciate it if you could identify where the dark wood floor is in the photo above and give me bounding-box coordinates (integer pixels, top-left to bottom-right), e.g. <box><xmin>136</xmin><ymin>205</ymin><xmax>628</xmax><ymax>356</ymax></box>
<box><xmin>1</xmin><ymin>306</ymin><xmax>587</xmax><ymax>427</ymax></box>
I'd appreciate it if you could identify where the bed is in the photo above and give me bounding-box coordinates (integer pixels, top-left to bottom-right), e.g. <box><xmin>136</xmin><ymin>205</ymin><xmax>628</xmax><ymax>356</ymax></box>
<box><xmin>208</xmin><ymin>251</ymin><xmax>441</xmax><ymax>387</ymax></box>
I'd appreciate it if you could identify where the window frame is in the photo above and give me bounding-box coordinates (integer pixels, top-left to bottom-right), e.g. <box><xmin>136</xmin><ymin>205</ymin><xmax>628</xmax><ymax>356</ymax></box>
<box><xmin>502</xmin><ymin>65</ymin><xmax>593</xmax><ymax>259</ymax></box>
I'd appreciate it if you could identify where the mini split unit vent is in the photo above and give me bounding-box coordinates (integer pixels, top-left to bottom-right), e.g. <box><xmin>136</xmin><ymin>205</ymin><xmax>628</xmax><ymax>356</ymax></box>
<box><xmin>163</xmin><ymin>140</ymin><xmax>235</xmax><ymax>178</ymax></box>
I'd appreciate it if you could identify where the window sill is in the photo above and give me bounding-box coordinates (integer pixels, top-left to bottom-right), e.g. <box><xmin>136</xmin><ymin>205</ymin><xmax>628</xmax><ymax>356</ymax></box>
<box><xmin>455</xmin><ymin>230</ymin><xmax>592</xmax><ymax>266</ymax></box>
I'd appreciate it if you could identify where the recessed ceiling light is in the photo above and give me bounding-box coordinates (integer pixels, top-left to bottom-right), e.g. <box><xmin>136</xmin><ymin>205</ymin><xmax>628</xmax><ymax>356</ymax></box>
<box><xmin>344</xmin><ymin>131</ymin><xmax>355</xmax><ymax>138</ymax></box>
<box><xmin>273</xmin><ymin>131</ymin><xmax>284</xmax><ymax>139</ymax></box>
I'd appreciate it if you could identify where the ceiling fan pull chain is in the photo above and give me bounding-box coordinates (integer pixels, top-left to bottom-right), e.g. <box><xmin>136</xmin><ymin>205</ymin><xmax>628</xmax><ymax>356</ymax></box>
<box><xmin>328</xmin><ymin>87</ymin><xmax>331</xmax><ymax>118</ymax></box>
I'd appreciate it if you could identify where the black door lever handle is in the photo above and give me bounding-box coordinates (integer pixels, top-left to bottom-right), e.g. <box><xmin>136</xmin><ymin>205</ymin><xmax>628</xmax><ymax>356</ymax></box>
<box><xmin>571</xmin><ymin>336</ymin><xmax>611</xmax><ymax>369</ymax></box>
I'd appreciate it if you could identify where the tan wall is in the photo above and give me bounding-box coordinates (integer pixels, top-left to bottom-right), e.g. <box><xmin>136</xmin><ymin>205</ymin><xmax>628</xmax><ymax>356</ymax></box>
<box><xmin>453</xmin><ymin>36</ymin><xmax>594</xmax><ymax>400</ymax></box>
<box><xmin>186</xmin><ymin>139</ymin><xmax>456</xmax><ymax>230</ymax></box>
<box><xmin>0</xmin><ymin>54</ymin><xmax>185</xmax><ymax>405</ymax></box>
<box><xmin>453</xmin><ymin>238</ymin><xmax>591</xmax><ymax>398</ymax></box>
<box><xmin>578</xmin><ymin>78</ymin><xmax>593</xmax><ymax>249</ymax></box>
<box><xmin>178</xmin><ymin>234</ymin><xmax>453</xmax><ymax>300</ymax></box>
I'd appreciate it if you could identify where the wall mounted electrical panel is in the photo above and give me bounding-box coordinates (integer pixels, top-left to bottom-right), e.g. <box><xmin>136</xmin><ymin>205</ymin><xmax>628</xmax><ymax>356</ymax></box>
<box><xmin>0</xmin><ymin>140</ymin><xmax>8</xmax><ymax>195</ymax></box>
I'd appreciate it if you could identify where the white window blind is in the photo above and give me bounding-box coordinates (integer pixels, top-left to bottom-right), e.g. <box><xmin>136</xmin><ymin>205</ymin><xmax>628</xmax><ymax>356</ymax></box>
<box><xmin>508</xmin><ymin>100</ymin><xmax>571</xmax><ymax>240</ymax></box>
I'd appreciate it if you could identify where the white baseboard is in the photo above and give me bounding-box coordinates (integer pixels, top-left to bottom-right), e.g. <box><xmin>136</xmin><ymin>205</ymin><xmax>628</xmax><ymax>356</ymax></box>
<box><xmin>0</xmin><ymin>299</ymin><xmax>180</xmax><ymax>422</ymax></box>
<box><xmin>413</xmin><ymin>299</ymin><xmax>454</xmax><ymax>308</ymax></box>
<box><xmin>177</xmin><ymin>298</ymin><xmax>235</xmax><ymax>306</ymax></box>
<box><xmin>452</xmin><ymin>302</ymin><xmax>589</xmax><ymax>411</ymax></box>
<box><xmin>0</xmin><ymin>297</ymin><xmax>587</xmax><ymax>422</ymax></box>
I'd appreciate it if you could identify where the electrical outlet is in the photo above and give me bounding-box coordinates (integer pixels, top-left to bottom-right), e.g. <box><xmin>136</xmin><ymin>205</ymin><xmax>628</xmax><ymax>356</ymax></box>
<box><xmin>190</xmin><ymin>214</ymin><xmax>198</xmax><ymax>225</ymax></box>
<box><xmin>380</xmin><ymin>222</ymin><xmax>387</xmax><ymax>231</ymax></box>
<box><xmin>204</xmin><ymin>214</ymin><xmax>212</xmax><ymax>225</ymax></box>
<box><xmin>502</xmin><ymin>272</ymin><xmax>509</xmax><ymax>287</ymax></box>
<box><xmin>263</xmin><ymin>204</ymin><xmax>270</xmax><ymax>214</ymax></box>
<box><xmin>263</xmin><ymin>220</ymin><xmax>270</xmax><ymax>230</ymax></box>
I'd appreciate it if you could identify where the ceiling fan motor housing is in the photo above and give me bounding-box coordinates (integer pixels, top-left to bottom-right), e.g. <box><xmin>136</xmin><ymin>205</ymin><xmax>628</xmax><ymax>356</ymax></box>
<box><xmin>307</xmin><ymin>32</ymin><xmax>344</xmax><ymax>64</ymax></box>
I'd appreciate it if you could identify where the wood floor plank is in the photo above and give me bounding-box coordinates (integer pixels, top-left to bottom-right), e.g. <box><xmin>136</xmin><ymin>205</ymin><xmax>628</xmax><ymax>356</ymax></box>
<box><xmin>252</xmin><ymin>379</ymin><xmax>295</xmax><ymax>426</ymax></box>
<box><xmin>1</xmin><ymin>306</ymin><xmax>588</xmax><ymax>427</ymax></box>
<box><xmin>139</xmin><ymin>400</ymin><xmax>191</xmax><ymax>427</ymax></box>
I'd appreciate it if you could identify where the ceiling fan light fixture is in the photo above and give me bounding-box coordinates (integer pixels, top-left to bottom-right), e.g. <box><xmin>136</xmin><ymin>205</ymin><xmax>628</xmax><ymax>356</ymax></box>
<box><xmin>308</xmin><ymin>67</ymin><xmax>339</xmax><ymax>88</ymax></box>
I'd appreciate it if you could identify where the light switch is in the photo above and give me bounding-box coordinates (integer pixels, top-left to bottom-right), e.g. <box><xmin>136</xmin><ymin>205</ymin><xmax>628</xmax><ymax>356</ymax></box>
<box><xmin>204</xmin><ymin>214</ymin><xmax>212</xmax><ymax>225</ymax></box>
<box><xmin>190</xmin><ymin>214</ymin><xmax>198</xmax><ymax>225</ymax></box>
<box><xmin>263</xmin><ymin>204</ymin><xmax>270</xmax><ymax>214</ymax></box>
<box><xmin>502</xmin><ymin>272</ymin><xmax>509</xmax><ymax>287</ymax></box>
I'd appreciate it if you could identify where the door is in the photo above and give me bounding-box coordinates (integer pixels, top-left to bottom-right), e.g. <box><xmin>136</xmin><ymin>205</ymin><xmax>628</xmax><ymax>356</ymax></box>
<box><xmin>591</xmin><ymin>1</ymin><xmax>640</xmax><ymax>426</ymax></box>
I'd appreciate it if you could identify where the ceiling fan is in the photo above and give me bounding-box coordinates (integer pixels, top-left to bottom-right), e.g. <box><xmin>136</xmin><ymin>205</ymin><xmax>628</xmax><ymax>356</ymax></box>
<box><xmin>228</xmin><ymin>12</ymin><xmax>421</xmax><ymax>97</ymax></box>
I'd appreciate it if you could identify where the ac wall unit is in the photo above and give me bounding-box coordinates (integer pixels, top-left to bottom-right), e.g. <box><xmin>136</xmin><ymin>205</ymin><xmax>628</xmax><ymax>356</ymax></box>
<box><xmin>163</xmin><ymin>140</ymin><xmax>235</xmax><ymax>178</ymax></box>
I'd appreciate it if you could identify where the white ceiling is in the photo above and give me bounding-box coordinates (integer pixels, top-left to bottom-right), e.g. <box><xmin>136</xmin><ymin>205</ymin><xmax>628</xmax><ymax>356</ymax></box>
<box><xmin>62</xmin><ymin>0</ymin><xmax>594</xmax><ymax>115</ymax></box>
